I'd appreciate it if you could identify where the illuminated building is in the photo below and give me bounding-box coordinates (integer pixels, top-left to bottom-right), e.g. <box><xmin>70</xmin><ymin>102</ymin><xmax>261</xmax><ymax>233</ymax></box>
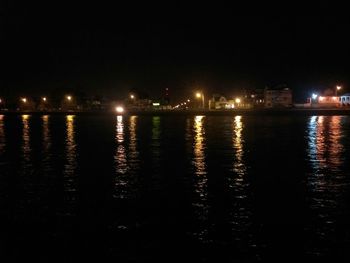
<box><xmin>339</xmin><ymin>93</ymin><xmax>350</xmax><ymax>106</ymax></box>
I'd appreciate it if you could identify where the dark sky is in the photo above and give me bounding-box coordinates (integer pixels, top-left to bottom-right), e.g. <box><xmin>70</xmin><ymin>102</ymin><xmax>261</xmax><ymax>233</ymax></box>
<box><xmin>1</xmin><ymin>2</ymin><xmax>349</xmax><ymax>102</ymax></box>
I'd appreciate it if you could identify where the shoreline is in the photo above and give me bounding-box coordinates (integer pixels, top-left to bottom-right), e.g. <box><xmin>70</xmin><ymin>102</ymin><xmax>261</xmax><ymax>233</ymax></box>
<box><xmin>1</xmin><ymin>108</ymin><xmax>350</xmax><ymax>116</ymax></box>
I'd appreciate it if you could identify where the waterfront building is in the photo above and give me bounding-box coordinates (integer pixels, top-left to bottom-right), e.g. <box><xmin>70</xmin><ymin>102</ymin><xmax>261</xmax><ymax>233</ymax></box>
<box><xmin>314</xmin><ymin>96</ymin><xmax>340</xmax><ymax>108</ymax></box>
<box><xmin>208</xmin><ymin>94</ymin><xmax>228</xmax><ymax>109</ymax></box>
<box><xmin>126</xmin><ymin>98</ymin><xmax>152</xmax><ymax>110</ymax></box>
<box><xmin>264</xmin><ymin>87</ymin><xmax>293</xmax><ymax>108</ymax></box>
<box><xmin>246</xmin><ymin>89</ymin><xmax>265</xmax><ymax>108</ymax></box>
<box><xmin>340</xmin><ymin>93</ymin><xmax>350</xmax><ymax>106</ymax></box>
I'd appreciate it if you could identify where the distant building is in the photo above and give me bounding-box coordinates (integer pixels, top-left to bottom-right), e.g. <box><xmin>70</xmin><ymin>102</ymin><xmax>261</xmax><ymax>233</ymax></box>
<box><xmin>126</xmin><ymin>98</ymin><xmax>152</xmax><ymax>110</ymax></box>
<box><xmin>151</xmin><ymin>100</ymin><xmax>172</xmax><ymax>110</ymax></box>
<box><xmin>209</xmin><ymin>94</ymin><xmax>228</xmax><ymax>109</ymax></box>
<box><xmin>264</xmin><ymin>87</ymin><xmax>292</xmax><ymax>108</ymax></box>
<box><xmin>340</xmin><ymin>93</ymin><xmax>350</xmax><ymax>106</ymax></box>
<box><xmin>246</xmin><ymin>89</ymin><xmax>265</xmax><ymax>108</ymax></box>
<box><xmin>314</xmin><ymin>96</ymin><xmax>340</xmax><ymax>108</ymax></box>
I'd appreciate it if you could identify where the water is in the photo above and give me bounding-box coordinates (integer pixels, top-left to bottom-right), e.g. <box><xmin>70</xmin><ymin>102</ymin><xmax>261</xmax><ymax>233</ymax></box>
<box><xmin>0</xmin><ymin>114</ymin><xmax>350</xmax><ymax>261</ymax></box>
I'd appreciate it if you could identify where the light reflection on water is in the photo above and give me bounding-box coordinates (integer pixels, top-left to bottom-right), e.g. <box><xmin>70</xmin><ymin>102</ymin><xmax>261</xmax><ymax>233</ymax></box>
<box><xmin>128</xmin><ymin>116</ymin><xmax>139</xmax><ymax>167</ymax></box>
<box><xmin>191</xmin><ymin>115</ymin><xmax>209</xmax><ymax>241</ymax></box>
<box><xmin>128</xmin><ymin>116</ymin><xmax>140</xmax><ymax>189</ymax></box>
<box><xmin>113</xmin><ymin>116</ymin><xmax>141</xmax><ymax>199</ymax></box>
<box><xmin>232</xmin><ymin>116</ymin><xmax>246</xmax><ymax>177</ymax></box>
<box><xmin>306</xmin><ymin>116</ymin><xmax>347</xmax><ymax>255</ymax></box>
<box><xmin>114</xmin><ymin>115</ymin><xmax>128</xmax><ymax>199</ymax></box>
<box><xmin>151</xmin><ymin>116</ymin><xmax>161</xmax><ymax>155</ymax></box>
<box><xmin>0</xmin><ymin>115</ymin><xmax>4</xmax><ymax>157</ymax></box>
<box><xmin>115</xmin><ymin>115</ymin><xmax>127</xmax><ymax>173</ymax></box>
<box><xmin>150</xmin><ymin>116</ymin><xmax>162</xmax><ymax>189</ymax></box>
<box><xmin>193</xmin><ymin>116</ymin><xmax>207</xmax><ymax>178</ymax></box>
<box><xmin>230</xmin><ymin>116</ymin><xmax>252</xmax><ymax>242</ymax></box>
<box><xmin>0</xmin><ymin>115</ymin><xmax>349</xmax><ymax>260</ymax></box>
<box><xmin>42</xmin><ymin>115</ymin><xmax>51</xmax><ymax>167</ymax></box>
<box><xmin>22</xmin><ymin>115</ymin><xmax>31</xmax><ymax>166</ymax></box>
<box><xmin>307</xmin><ymin>116</ymin><xmax>345</xmax><ymax>198</ymax></box>
<box><xmin>63</xmin><ymin>115</ymin><xmax>77</xmax><ymax>207</ymax></box>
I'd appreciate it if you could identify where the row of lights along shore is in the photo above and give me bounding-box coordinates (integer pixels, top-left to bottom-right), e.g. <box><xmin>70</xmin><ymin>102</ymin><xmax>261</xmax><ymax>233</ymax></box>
<box><xmin>0</xmin><ymin>95</ymin><xmax>125</xmax><ymax>114</ymax></box>
<box><xmin>0</xmin><ymin>95</ymin><xmax>126</xmax><ymax>113</ymax></box>
<box><xmin>0</xmin><ymin>95</ymin><xmax>73</xmax><ymax>104</ymax></box>
<box><xmin>2</xmin><ymin>85</ymin><xmax>344</xmax><ymax>114</ymax></box>
<box><xmin>173</xmin><ymin>91</ymin><xmax>206</xmax><ymax>109</ymax></box>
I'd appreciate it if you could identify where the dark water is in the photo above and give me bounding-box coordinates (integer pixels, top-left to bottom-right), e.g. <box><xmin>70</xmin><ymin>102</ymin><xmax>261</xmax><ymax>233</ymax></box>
<box><xmin>0</xmin><ymin>114</ymin><xmax>350</xmax><ymax>262</ymax></box>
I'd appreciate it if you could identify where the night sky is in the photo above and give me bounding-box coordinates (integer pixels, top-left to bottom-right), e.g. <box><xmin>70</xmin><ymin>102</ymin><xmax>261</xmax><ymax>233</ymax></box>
<box><xmin>1</xmin><ymin>2</ymin><xmax>349</xmax><ymax>102</ymax></box>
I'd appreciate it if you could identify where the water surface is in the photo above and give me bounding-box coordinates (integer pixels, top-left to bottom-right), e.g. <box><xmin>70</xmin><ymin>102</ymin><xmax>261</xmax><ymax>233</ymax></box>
<box><xmin>0</xmin><ymin>114</ymin><xmax>350</xmax><ymax>261</ymax></box>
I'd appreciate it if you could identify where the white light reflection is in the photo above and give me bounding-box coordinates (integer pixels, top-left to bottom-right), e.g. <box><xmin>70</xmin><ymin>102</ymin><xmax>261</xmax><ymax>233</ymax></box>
<box><xmin>114</xmin><ymin>115</ymin><xmax>128</xmax><ymax>199</ymax></box>
<box><xmin>306</xmin><ymin>116</ymin><xmax>346</xmax><ymax>256</ymax></box>
<box><xmin>115</xmin><ymin>115</ymin><xmax>127</xmax><ymax>174</ymax></box>
<box><xmin>307</xmin><ymin>115</ymin><xmax>345</xmax><ymax>192</ymax></box>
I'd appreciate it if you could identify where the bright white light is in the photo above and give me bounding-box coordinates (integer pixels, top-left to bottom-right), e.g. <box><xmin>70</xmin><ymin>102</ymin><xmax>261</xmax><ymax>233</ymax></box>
<box><xmin>337</xmin><ymin>86</ymin><xmax>342</xmax><ymax>90</ymax></box>
<box><xmin>42</xmin><ymin>97</ymin><xmax>47</xmax><ymax>102</ymax></box>
<box><xmin>130</xmin><ymin>94</ymin><xmax>135</xmax><ymax>99</ymax></box>
<box><xmin>312</xmin><ymin>93</ymin><xmax>318</xmax><ymax>100</ymax></box>
<box><xmin>115</xmin><ymin>106</ymin><xmax>124</xmax><ymax>113</ymax></box>
<box><xmin>67</xmin><ymin>96</ymin><xmax>72</xmax><ymax>101</ymax></box>
<box><xmin>235</xmin><ymin>98</ymin><xmax>241</xmax><ymax>104</ymax></box>
<box><xmin>22</xmin><ymin>98</ymin><xmax>27</xmax><ymax>103</ymax></box>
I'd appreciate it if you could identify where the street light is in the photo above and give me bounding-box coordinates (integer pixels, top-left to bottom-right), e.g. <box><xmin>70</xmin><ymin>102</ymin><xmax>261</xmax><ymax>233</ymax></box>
<box><xmin>130</xmin><ymin>94</ymin><xmax>135</xmax><ymax>99</ymax></box>
<box><xmin>235</xmin><ymin>98</ymin><xmax>241</xmax><ymax>104</ymax></box>
<box><xmin>42</xmin><ymin>97</ymin><xmax>47</xmax><ymax>102</ymax></box>
<box><xmin>336</xmin><ymin>86</ymin><xmax>342</xmax><ymax>96</ymax></box>
<box><xmin>312</xmin><ymin>93</ymin><xmax>318</xmax><ymax>100</ymax></box>
<box><xmin>195</xmin><ymin>92</ymin><xmax>205</xmax><ymax>109</ymax></box>
<box><xmin>21</xmin><ymin>98</ymin><xmax>27</xmax><ymax>103</ymax></box>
